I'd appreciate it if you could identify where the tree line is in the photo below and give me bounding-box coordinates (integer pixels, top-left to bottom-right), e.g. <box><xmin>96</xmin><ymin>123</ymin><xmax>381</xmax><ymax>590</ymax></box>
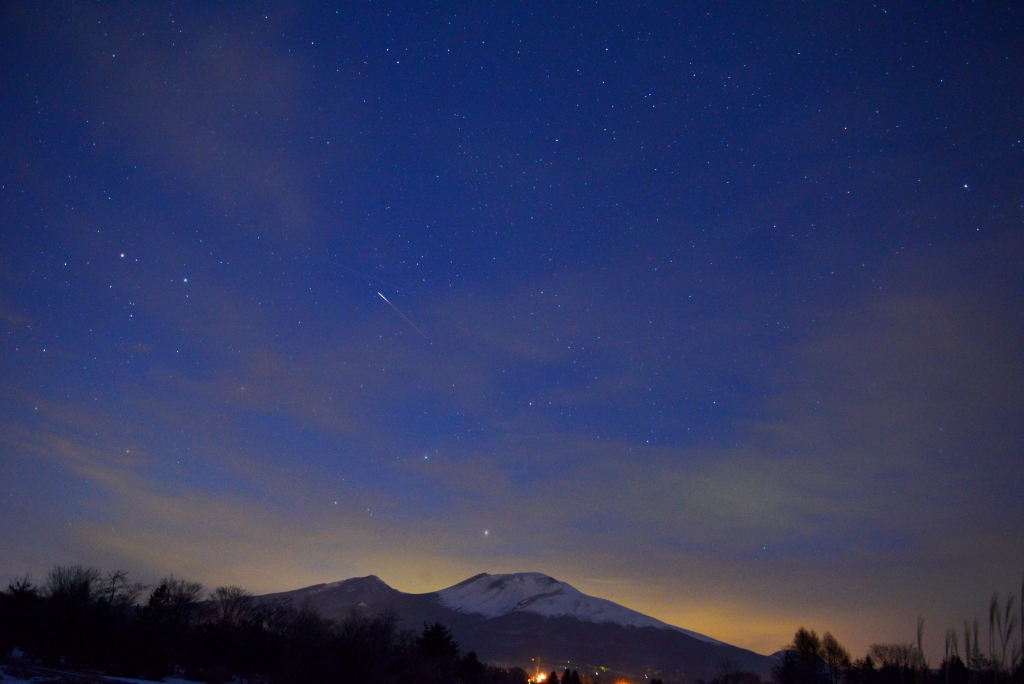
<box><xmin>0</xmin><ymin>565</ymin><xmax>529</xmax><ymax>684</ymax></box>
<box><xmin>3</xmin><ymin>565</ymin><xmax>1022</xmax><ymax>684</ymax></box>
<box><xmin>772</xmin><ymin>584</ymin><xmax>1024</xmax><ymax>684</ymax></box>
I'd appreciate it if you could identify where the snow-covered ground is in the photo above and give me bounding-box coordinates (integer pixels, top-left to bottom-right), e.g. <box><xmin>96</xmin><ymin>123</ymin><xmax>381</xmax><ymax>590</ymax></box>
<box><xmin>0</xmin><ymin>663</ymin><xmax>202</xmax><ymax>684</ymax></box>
<box><xmin>437</xmin><ymin>572</ymin><xmax>723</xmax><ymax>645</ymax></box>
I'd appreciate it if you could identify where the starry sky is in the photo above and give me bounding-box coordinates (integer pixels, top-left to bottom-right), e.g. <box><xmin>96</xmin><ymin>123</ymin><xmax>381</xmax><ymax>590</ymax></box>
<box><xmin>1</xmin><ymin>1</ymin><xmax>1023</xmax><ymax>660</ymax></box>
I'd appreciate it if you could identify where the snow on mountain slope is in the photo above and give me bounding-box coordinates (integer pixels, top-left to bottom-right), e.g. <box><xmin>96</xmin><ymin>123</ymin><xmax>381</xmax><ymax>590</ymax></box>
<box><xmin>437</xmin><ymin>572</ymin><xmax>722</xmax><ymax>645</ymax></box>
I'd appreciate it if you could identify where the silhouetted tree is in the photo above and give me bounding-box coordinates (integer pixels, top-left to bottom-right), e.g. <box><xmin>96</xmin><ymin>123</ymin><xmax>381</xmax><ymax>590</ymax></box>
<box><xmin>0</xmin><ymin>574</ymin><xmax>41</xmax><ymax>656</ymax></box>
<box><xmin>775</xmin><ymin>627</ymin><xmax>826</xmax><ymax>684</ymax></box>
<box><xmin>936</xmin><ymin>655</ymin><xmax>970</xmax><ymax>684</ymax></box>
<box><xmin>97</xmin><ymin>570</ymin><xmax>147</xmax><ymax>613</ymax></box>
<box><xmin>846</xmin><ymin>654</ymin><xmax>877</xmax><ymax>684</ymax></box>
<box><xmin>822</xmin><ymin>632</ymin><xmax>852</xmax><ymax>684</ymax></box>
<box><xmin>460</xmin><ymin>650</ymin><xmax>487</xmax><ymax>683</ymax></box>
<box><xmin>417</xmin><ymin>621</ymin><xmax>461</xmax><ymax>659</ymax></box>
<box><xmin>866</xmin><ymin>642</ymin><xmax>922</xmax><ymax>684</ymax></box>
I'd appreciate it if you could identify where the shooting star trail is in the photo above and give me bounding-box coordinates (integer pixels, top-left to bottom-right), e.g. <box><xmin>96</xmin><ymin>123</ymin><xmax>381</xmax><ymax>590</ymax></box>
<box><xmin>378</xmin><ymin>292</ymin><xmax>428</xmax><ymax>340</ymax></box>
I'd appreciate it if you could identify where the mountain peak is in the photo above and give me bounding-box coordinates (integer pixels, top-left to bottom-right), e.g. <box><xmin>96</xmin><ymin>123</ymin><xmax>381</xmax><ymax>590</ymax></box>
<box><xmin>260</xmin><ymin>572</ymin><xmax>770</xmax><ymax>680</ymax></box>
<box><xmin>306</xmin><ymin>574</ymin><xmax>396</xmax><ymax>599</ymax></box>
<box><xmin>437</xmin><ymin>572</ymin><xmax>721</xmax><ymax>644</ymax></box>
<box><xmin>296</xmin><ymin>573</ymin><xmax>399</xmax><ymax>606</ymax></box>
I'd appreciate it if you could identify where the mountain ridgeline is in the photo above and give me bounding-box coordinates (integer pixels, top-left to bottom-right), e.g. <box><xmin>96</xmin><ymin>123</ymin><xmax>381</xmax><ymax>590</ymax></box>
<box><xmin>262</xmin><ymin>572</ymin><xmax>776</xmax><ymax>682</ymax></box>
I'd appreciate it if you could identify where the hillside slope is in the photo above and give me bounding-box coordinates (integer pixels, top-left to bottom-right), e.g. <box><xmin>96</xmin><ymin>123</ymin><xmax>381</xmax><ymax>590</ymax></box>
<box><xmin>261</xmin><ymin>573</ymin><xmax>775</xmax><ymax>682</ymax></box>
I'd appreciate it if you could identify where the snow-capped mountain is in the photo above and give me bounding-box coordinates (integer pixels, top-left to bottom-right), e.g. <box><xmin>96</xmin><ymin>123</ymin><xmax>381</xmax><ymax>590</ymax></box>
<box><xmin>260</xmin><ymin>572</ymin><xmax>773</xmax><ymax>683</ymax></box>
<box><xmin>438</xmin><ymin>572</ymin><xmax>722</xmax><ymax>644</ymax></box>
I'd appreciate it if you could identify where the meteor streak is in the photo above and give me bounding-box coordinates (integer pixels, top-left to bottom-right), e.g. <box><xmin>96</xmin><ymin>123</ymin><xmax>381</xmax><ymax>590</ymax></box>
<box><xmin>378</xmin><ymin>292</ymin><xmax>428</xmax><ymax>340</ymax></box>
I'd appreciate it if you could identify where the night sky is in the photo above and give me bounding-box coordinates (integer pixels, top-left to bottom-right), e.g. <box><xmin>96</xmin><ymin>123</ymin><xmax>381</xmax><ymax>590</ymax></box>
<box><xmin>2</xmin><ymin>2</ymin><xmax>1022</xmax><ymax>660</ymax></box>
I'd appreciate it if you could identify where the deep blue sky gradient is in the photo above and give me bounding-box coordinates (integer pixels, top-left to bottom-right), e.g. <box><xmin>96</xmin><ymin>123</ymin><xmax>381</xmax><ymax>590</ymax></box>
<box><xmin>1</xmin><ymin>2</ymin><xmax>1022</xmax><ymax>657</ymax></box>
